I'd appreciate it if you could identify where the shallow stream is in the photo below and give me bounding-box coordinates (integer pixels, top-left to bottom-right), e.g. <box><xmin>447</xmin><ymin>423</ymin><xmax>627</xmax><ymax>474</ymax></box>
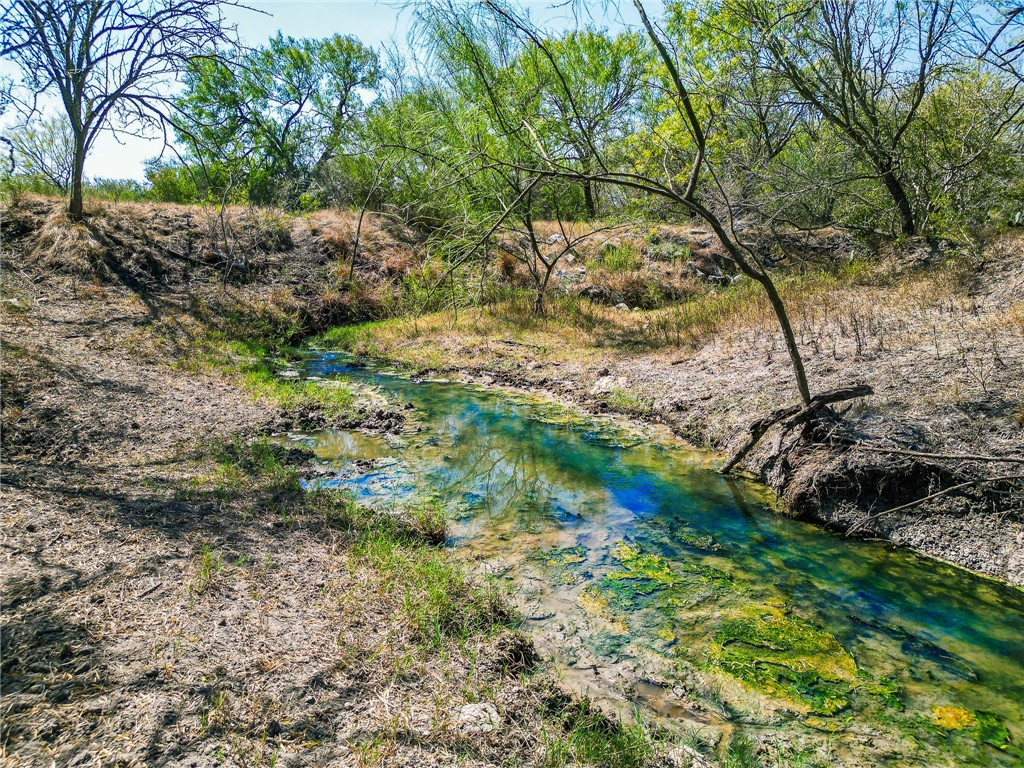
<box><xmin>281</xmin><ymin>352</ymin><xmax>1024</xmax><ymax>766</ymax></box>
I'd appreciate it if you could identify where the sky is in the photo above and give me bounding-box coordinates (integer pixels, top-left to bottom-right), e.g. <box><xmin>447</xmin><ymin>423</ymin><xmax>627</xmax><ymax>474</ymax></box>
<box><xmin>2</xmin><ymin>0</ymin><xmax>660</xmax><ymax>181</ymax></box>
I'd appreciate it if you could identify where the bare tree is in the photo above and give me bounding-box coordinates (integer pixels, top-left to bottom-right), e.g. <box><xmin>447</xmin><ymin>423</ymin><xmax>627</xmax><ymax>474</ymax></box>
<box><xmin>5</xmin><ymin>114</ymin><xmax>75</xmax><ymax>191</ymax></box>
<box><xmin>0</xmin><ymin>0</ymin><xmax>239</xmax><ymax>220</ymax></box>
<box><xmin>727</xmin><ymin>0</ymin><xmax>966</xmax><ymax>236</ymax></box>
<box><xmin>495</xmin><ymin>179</ymin><xmax>618</xmax><ymax>314</ymax></box>
<box><xmin>976</xmin><ymin>3</ymin><xmax>1024</xmax><ymax>82</ymax></box>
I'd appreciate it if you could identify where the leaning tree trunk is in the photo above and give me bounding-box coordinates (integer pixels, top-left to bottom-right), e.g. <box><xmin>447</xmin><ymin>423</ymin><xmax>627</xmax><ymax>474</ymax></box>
<box><xmin>752</xmin><ymin>271</ymin><xmax>812</xmax><ymax>405</ymax></box>
<box><xmin>881</xmin><ymin>170</ymin><xmax>917</xmax><ymax>236</ymax></box>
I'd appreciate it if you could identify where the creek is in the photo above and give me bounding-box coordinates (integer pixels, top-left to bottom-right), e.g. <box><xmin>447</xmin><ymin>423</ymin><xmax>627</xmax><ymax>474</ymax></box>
<box><xmin>280</xmin><ymin>352</ymin><xmax>1024</xmax><ymax>766</ymax></box>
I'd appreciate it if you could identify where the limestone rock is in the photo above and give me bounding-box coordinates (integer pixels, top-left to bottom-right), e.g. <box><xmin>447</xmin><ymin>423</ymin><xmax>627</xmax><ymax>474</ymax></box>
<box><xmin>457</xmin><ymin>702</ymin><xmax>501</xmax><ymax>734</ymax></box>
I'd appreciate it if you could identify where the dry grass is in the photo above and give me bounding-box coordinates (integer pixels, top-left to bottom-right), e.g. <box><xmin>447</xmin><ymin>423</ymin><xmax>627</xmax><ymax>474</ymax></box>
<box><xmin>26</xmin><ymin>206</ymin><xmax>106</xmax><ymax>275</ymax></box>
<box><xmin>308</xmin><ymin>208</ymin><xmax>424</xmax><ymax>278</ymax></box>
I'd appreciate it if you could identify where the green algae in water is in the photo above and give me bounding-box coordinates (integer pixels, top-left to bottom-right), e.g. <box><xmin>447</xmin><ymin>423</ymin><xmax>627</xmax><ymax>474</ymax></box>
<box><xmin>929</xmin><ymin>707</ymin><xmax>1014</xmax><ymax>752</ymax></box>
<box><xmin>528</xmin><ymin>545</ymin><xmax>590</xmax><ymax>585</ymax></box>
<box><xmin>295</xmin><ymin>352</ymin><xmax>1024</xmax><ymax>767</ymax></box>
<box><xmin>866</xmin><ymin>676</ymin><xmax>904</xmax><ymax>711</ymax></box>
<box><xmin>530</xmin><ymin>544</ymin><xmax>588</xmax><ymax>567</ymax></box>
<box><xmin>597</xmin><ymin>542</ymin><xmax>733</xmax><ymax>612</ymax></box>
<box><xmin>711</xmin><ymin>606</ymin><xmax>859</xmax><ymax>715</ymax></box>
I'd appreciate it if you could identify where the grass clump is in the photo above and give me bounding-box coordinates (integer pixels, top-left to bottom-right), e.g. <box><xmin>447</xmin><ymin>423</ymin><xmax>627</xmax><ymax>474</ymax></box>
<box><xmin>191</xmin><ymin>546</ymin><xmax>225</xmax><ymax>595</ymax></box>
<box><xmin>596</xmin><ymin>242</ymin><xmax>644</xmax><ymax>273</ymax></box>
<box><xmin>606</xmin><ymin>387</ymin><xmax>653</xmax><ymax>417</ymax></box>
<box><xmin>540</xmin><ymin>699</ymin><xmax>663</xmax><ymax>768</ymax></box>
<box><xmin>355</xmin><ymin>526</ymin><xmax>511</xmax><ymax>649</ymax></box>
<box><xmin>199</xmin><ymin>437</ymin><xmax>303</xmax><ymax>513</ymax></box>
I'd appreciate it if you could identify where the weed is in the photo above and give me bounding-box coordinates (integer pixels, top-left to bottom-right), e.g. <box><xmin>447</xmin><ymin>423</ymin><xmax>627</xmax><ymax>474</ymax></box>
<box><xmin>540</xmin><ymin>700</ymin><xmax>662</xmax><ymax>768</ymax></box>
<box><xmin>606</xmin><ymin>387</ymin><xmax>653</xmax><ymax>417</ymax></box>
<box><xmin>598</xmin><ymin>242</ymin><xmax>644</xmax><ymax>273</ymax></box>
<box><xmin>721</xmin><ymin>729</ymin><xmax>759</xmax><ymax>768</ymax></box>
<box><xmin>191</xmin><ymin>546</ymin><xmax>224</xmax><ymax>595</ymax></box>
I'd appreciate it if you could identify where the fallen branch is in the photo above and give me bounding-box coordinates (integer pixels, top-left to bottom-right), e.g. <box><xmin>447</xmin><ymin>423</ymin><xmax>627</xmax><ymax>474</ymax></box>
<box><xmin>719</xmin><ymin>384</ymin><xmax>873</xmax><ymax>474</ymax></box>
<box><xmin>844</xmin><ymin>444</ymin><xmax>1024</xmax><ymax>465</ymax></box>
<box><xmin>846</xmin><ymin>474</ymin><xmax>1024</xmax><ymax>536</ymax></box>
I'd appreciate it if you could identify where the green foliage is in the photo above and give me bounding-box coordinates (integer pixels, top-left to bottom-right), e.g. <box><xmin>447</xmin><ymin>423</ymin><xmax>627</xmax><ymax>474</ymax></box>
<box><xmin>3</xmin><ymin>115</ymin><xmax>73</xmax><ymax>191</ymax></box>
<box><xmin>175</xmin><ymin>33</ymin><xmax>379</xmax><ymax>208</ymax></box>
<box><xmin>86</xmin><ymin>177</ymin><xmax>148</xmax><ymax>203</ymax></box>
<box><xmin>145</xmin><ymin>160</ymin><xmax>200</xmax><ymax>204</ymax></box>
<box><xmin>540</xmin><ymin>700</ymin><xmax>662</xmax><ymax>768</ymax></box>
<box><xmin>0</xmin><ymin>172</ymin><xmax>64</xmax><ymax>200</ymax></box>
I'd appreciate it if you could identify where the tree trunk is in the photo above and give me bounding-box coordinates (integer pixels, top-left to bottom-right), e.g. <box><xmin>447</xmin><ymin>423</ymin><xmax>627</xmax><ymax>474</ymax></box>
<box><xmin>69</xmin><ymin>135</ymin><xmax>86</xmax><ymax>221</ymax></box>
<box><xmin>880</xmin><ymin>168</ymin><xmax>916</xmax><ymax>236</ymax></box>
<box><xmin>753</xmin><ymin>271</ymin><xmax>812</xmax><ymax>405</ymax></box>
<box><xmin>583</xmin><ymin>178</ymin><xmax>596</xmax><ymax>219</ymax></box>
<box><xmin>580</xmin><ymin>154</ymin><xmax>596</xmax><ymax>219</ymax></box>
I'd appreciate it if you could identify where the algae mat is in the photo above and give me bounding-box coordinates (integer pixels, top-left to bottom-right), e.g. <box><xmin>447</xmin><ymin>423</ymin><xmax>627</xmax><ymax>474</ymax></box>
<box><xmin>282</xmin><ymin>352</ymin><xmax>1024</xmax><ymax>767</ymax></box>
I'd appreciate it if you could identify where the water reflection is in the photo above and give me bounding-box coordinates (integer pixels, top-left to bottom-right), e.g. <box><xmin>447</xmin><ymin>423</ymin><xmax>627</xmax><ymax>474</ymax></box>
<box><xmin>290</xmin><ymin>352</ymin><xmax>1024</xmax><ymax>766</ymax></box>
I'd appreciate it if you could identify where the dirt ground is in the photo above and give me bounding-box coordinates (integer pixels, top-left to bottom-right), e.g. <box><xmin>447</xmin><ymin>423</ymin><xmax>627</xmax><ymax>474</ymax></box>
<box><xmin>2</xmin><ymin>197</ymin><xmax>1022</xmax><ymax>768</ymax></box>
<box><xmin>0</xmin><ymin>204</ymin><xmax>665</xmax><ymax>768</ymax></box>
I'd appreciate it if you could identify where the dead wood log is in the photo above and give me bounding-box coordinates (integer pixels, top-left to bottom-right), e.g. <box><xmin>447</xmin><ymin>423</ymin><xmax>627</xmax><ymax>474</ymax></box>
<box><xmin>719</xmin><ymin>384</ymin><xmax>873</xmax><ymax>474</ymax></box>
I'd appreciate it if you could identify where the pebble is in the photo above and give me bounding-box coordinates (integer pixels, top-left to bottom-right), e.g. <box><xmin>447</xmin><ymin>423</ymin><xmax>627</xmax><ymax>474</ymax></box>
<box><xmin>456</xmin><ymin>702</ymin><xmax>501</xmax><ymax>734</ymax></box>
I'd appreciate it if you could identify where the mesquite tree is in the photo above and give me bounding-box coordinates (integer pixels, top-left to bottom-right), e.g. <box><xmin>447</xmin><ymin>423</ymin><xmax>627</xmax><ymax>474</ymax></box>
<box><xmin>0</xmin><ymin>0</ymin><xmax>237</xmax><ymax>220</ymax></box>
<box><xmin>175</xmin><ymin>33</ymin><xmax>379</xmax><ymax>207</ymax></box>
<box><xmin>419</xmin><ymin>0</ymin><xmax>816</xmax><ymax>404</ymax></box>
<box><xmin>5</xmin><ymin>114</ymin><xmax>75</xmax><ymax>191</ymax></box>
<box><xmin>725</xmin><ymin>0</ymin><xmax>967</xmax><ymax>236</ymax></box>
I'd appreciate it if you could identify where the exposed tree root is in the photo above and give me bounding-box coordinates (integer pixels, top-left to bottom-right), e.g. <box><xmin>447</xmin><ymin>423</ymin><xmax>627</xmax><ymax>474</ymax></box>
<box><xmin>719</xmin><ymin>384</ymin><xmax>873</xmax><ymax>475</ymax></box>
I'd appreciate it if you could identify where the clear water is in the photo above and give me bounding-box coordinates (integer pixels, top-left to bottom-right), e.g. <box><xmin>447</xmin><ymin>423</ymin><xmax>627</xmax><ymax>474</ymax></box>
<box><xmin>286</xmin><ymin>352</ymin><xmax>1024</xmax><ymax>766</ymax></box>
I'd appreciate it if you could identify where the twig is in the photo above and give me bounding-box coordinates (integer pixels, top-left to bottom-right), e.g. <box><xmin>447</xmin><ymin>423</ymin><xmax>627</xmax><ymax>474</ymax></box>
<box><xmin>846</xmin><ymin>474</ymin><xmax>1024</xmax><ymax>536</ymax></box>
<box><xmin>844</xmin><ymin>444</ymin><xmax>1024</xmax><ymax>465</ymax></box>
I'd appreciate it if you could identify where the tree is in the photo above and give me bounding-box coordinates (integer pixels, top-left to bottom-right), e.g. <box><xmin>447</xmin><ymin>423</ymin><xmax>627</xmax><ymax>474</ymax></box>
<box><xmin>417</xmin><ymin>0</ymin><xmax>816</xmax><ymax>405</ymax></box>
<box><xmin>531</xmin><ymin>30</ymin><xmax>649</xmax><ymax>218</ymax></box>
<box><xmin>0</xmin><ymin>0</ymin><xmax>237</xmax><ymax>220</ymax></box>
<box><xmin>977</xmin><ymin>3</ymin><xmax>1024</xmax><ymax>82</ymax></box>
<box><xmin>725</xmin><ymin>0</ymin><xmax>968</xmax><ymax>236</ymax></box>
<box><xmin>5</xmin><ymin>114</ymin><xmax>74</xmax><ymax>191</ymax></box>
<box><xmin>176</xmin><ymin>33</ymin><xmax>379</xmax><ymax>207</ymax></box>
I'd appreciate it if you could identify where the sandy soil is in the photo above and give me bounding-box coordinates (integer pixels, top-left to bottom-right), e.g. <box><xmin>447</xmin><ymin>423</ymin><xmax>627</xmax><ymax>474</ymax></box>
<box><xmin>0</xmin><ymin>263</ymin><xmax>594</xmax><ymax>767</ymax></box>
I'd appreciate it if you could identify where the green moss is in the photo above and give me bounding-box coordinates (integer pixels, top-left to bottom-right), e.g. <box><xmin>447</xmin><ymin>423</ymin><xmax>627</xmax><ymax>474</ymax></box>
<box><xmin>530</xmin><ymin>545</ymin><xmax>588</xmax><ymax>567</ymax></box>
<box><xmin>674</xmin><ymin>529</ymin><xmax>720</xmax><ymax>551</ymax></box>
<box><xmin>711</xmin><ymin>606</ymin><xmax>858</xmax><ymax>715</ymax></box>
<box><xmin>529</xmin><ymin>545</ymin><xmax>590</xmax><ymax>586</ymax></box>
<box><xmin>592</xmin><ymin>543</ymin><xmax>733</xmax><ymax>613</ymax></box>
<box><xmin>608</xmin><ymin>543</ymin><xmax>676</xmax><ymax>583</ymax></box>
